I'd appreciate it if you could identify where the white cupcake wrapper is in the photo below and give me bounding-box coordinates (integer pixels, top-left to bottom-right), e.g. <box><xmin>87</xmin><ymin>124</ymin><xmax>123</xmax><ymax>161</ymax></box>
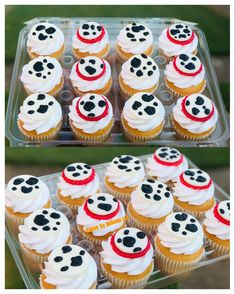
<box><xmin>166</xmin><ymin>79</ymin><xmax>206</xmax><ymax>98</ymax></box>
<box><xmin>100</xmin><ymin>259</ymin><xmax>154</xmax><ymax>289</ymax></box>
<box><xmin>104</xmin><ymin>182</ymin><xmax>132</xmax><ymax>205</ymax></box>
<box><xmin>205</xmin><ymin>235</ymin><xmax>230</xmax><ymax>257</ymax></box>
<box><xmin>173</xmin><ymin>202</ymin><xmax>211</xmax><ymax>220</ymax></box>
<box><xmin>155</xmin><ymin>239</ymin><xmax>204</xmax><ymax>275</ymax></box>
<box><xmin>5</xmin><ymin>209</ymin><xmax>25</xmax><ymax>239</ymax></box>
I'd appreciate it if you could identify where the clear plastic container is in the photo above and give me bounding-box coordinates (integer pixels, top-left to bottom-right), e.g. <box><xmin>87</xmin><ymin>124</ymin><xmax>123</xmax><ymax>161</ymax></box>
<box><xmin>5</xmin><ymin>154</ymin><xmax>230</xmax><ymax>289</ymax></box>
<box><xmin>5</xmin><ymin>17</ymin><xmax>229</xmax><ymax>147</ymax></box>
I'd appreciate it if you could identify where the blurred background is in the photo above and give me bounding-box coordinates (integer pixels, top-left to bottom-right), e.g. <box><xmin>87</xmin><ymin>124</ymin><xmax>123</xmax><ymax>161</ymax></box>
<box><xmin>5</xmin><ymin>147</ymin><xmax>230</xmax><ymax>289</ymax></box>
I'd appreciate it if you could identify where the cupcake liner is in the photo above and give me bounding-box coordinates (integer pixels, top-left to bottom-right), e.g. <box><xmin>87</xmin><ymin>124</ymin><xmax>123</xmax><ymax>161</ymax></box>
<box><xmin>165</xmin><ymin>78</ymin><xmax>206</xmax><ymax>98</ymax></box>
<box><xmin>5</xmin><ymin>208</ymin><xmax>25</xmax><ymax>239</ymax></box>
<box><xmin>155</xmin><ymin>239</ymin><xmax>204</xmax><ymax>275</ymax></box>
<box><xmin>100</xmin><ymin>259</ymin><xmax>154</xmax><ymax>289</ymax></box>
<box><xmin>173</xmin><ymin>202</ymin><xmax>208</xmax><ymax>220</ymax></box>
<box><xmin>104</xmin><ymin>183</ymin><xmax>132</xmax><ymax>205</ymax></box>
<box><xmin>72</xmin><ymin>44</ymin><xmax>110</xmax><ymax>60</ymax></box>
<box><xmin>121</xmin><ymin>115</ymin><xmax>164</xmax><ymax>142</ymax></box>
<box><xmin>126</xmin><ymin>203</ymin><xmax>166</xmax><ymax>234</ymax></box>
<box><xmin>69</xmin><ymin>118</ymin><xmax>114</xmax><ymax>143</ymax></box>
<box><xmin>17</xmin><ymin>119</ymin><xmax>63</xmax><ymax>141</ymax></box>
<box><xmin>116</xmin><ymin>44</ymin><xmax>154</xmax><ymax>64</ymax></box>
<box><xmin>170</xmin><ymin>113</ymin><xmax>216</xmax><ymax>141</ymax></box>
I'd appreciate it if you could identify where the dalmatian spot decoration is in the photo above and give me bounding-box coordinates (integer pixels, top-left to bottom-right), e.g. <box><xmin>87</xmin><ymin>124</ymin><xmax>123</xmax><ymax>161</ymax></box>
<box><xmin>48</xmin><ymin>245</ymin><xmax>92</xmax><ymax>275</ymax></box>
<box><xmin>8</xmin><ymin>175</ymin><xmax>44</xmax><ymax>197</ymax></box>
<box><xmin>127</xmin><ymin>54</ymin><xmax>159</xmax><ymax>78</ymax></box>
<box><xmin>77</xmin><ymin>22</ymin><xmax>105</xmax><ymax>43</ymax></box>
<box><xmin>22</xmin><ymin>93</ymin><xmax>56</xmax><ymax>119</ymax></box>
<box><xmin>180</xmin><ymin>168</ymin><xmax>212</xmax><ymax>190</ymax></box>
<box><xmin>75</xmin><ymin>56</ymin><xmax>106</xmax><ymax>81</ymax></box>
<box><xmin>25</xmin><ymin>56</ymin><xmax>58</xmax><ymax>80</ymax></box>
<box><xmin>123</xmin><ymin>22</ymin><xmax>152</xmax><ymax>43</ymax></box>
<box><xmin>29</xmin><ymin>23</ymin><xmax>60</xmax><ymax>42</ymax></box>
<box><xmin>84</xmin><ymin>193</ymin><xmax>120</xmax><ymax>219</ymax></box>
<box><xmin>130</xmin><ymin>93</ymin><xmax>162</xmax><ymax>118</ymax></box>
<box><xmin>167</xmin><ymin>23</ymin><xmax>195</xmax><ymax>44</ymax></box>
<box><xmin>76</xmin><ymin>93</ymin><xmax>109</xmax><ymax>121</ymax></box>
<box><xmin>62</xmin><ymin>163</ymin><xmax>95</xmax><ymax>185</ymax></box>
<box><xmin>165</xmin><ymin>212</ymin><xmax>202</xmax><ymax>238</ymax></box>
<box><xmin>154</xmin><ymin>147</ymin><xmax>183</xmax><ymax>165</ymax></box>
<box><xmin>173</xmin><ymin>54</ymin><xmax>203</xmax><ymax>76</ymax></box>
<box><xmin>112</xmin><ymin>155</ymin><xmax>144</xmax><ymax>174</ymax></box>
<box><xmin>213</xmin><ymin>200</ymin><xmax>230</xmax><ymax>225</ymax></box>
<box><xmin>138</xmin><ymin>179</ymin><xmax>172</xmax><ymax>202</ymax></box>
<box><xmin>28</xmin><ymin>208</ymin><xmax>65</xmax><ymax>232</ymax></box>
<box><xmin>111</xmin><ymin>228</ymin><xmax>151</xmax><ymax>257</ymax></box>
<box><xmin>181</xmin><ymin>94</ymin><xmax>215</xmax><ymax>122</ymax></box>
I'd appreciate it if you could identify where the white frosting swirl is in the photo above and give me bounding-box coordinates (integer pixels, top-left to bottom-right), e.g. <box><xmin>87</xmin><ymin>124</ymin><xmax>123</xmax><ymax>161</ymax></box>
<box><xmin>77</xmin><ymin>193</ymin><xmax>126</xmax><ymax>236</ymax></box>
<box><xmin>42</xmin><ymin>245</ymin><xmax>97</xmax><ymax>289</ymax></box>
<box><xmin>172</xmin><ymin>97</ymin><xmax>218</xmax><ymax>134</ymax></box>
<box><xmin>121</xmin><ymin>54</ymin><xmax>159</xmax><ymax>90</ymax></box>
<box><xmin>5</xmin><ymin>175</ymin><xmax>50</xmax><ymax>213</ymax></box>
<box><xmin>18</xmin><ymin>93</ymin><xmax>62</xmax><ymax>134</ymax></box>
<box><xmin>101</xmin><ymin>228</ymin><xmax>153</xmax><ymax>275</ymax></box>
<box><xmin>69</xmin><ymin>58</ymin><xmax>111</xmax><ymax>92</ymax></box>
<box><xmin>157</xmin><ymin>212</ymin><xmax>204</xmax><ymax>254</ymax></box>
<box><xmin>27</xmin><ymin>23</ymin><xmax>64</xmax><ymax>56</ymax></box>
<box><xmin>131</xmin><ymin>179</ymin><xmax>174</xmax><ymax>218</ymax></box>
<box><xmin>173</xmin><ymin>171</ymin><xmax>214</xmax><ymax>205</ymax></box>
<box><xmin>204</xmin><ymin>203</ymin><xmax>230</xmax><ymax>240</ymax></box>
<box><xmin>19</xmin><ymin>208</ymin><xmax>71</xmax><ymax>254</ymax></box>
<box><xmin>165</xmin><ymin>57</ymin><xmax>205</xmax><ymax>88</ymax></box>
<box><xmin>122</xmin><ymin>92</ymin><xmax>165</xmax><ymax>131</ymax></box>
<box><xmin>146</xmin><ymin>148</ymin><xmax>188</xmax><ymax>183</ymax></box>
<box><xmin>20</xmin><ymin>56</ymin><xmax>63</xmax><ymax>93</ymax></box>
<box><xmin>68</xmin><ymin>94</ymin><xmax>113</xmax><ymax>133</ymax></box>
<box><xmin>57</xmin><ymin>174</ymin><xmax>100</xmax><ymax>199</ymax></box>
<box><xmin>105</xmin><ymin>155</ymin><xmax>145</xmax><ymax>188</ymax></box>
<box><xmin>72</xmin><ymin>21</ymin><xmax>109</xmax><ymax>54</ymax></box>
<box><xmin>117</xmin><ymin>23</ymin><xmax>153</xmax><ymax>54</ymax></box>
<box><xmin>158</xmin><ymin>28</ymin><xmax>198</xmax><ymax>57</ymax></box>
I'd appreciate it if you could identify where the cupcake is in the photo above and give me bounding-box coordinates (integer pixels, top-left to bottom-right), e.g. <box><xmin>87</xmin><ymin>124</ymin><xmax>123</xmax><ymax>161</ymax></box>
<box><xmin>5</xmin><ymin>175</ymin><xmax>51</xmax><ymax>236</ymax></box>
<box><xmin>146</xmin><ymin>147</ymin><xmax>188</xmax><ymax>187</ymax></box>
<box><xmin>173</xmin><ymin>168</ymin><xmax>215</xmax><ymax>217</ymax></box>
<box><xmin>158</xmin><ymin>23</ymin><xmax>198</xmax><ymax>60</ymax></box>
<box><xmin>203</xmin><ymin>200</ymin><xmax>230</xmax><ymax>257</ymax></box>
<box><xmin>127</xmin><ymin>179</ymin><xmax>174</xmax><ymax>233</ymax></box>
<box><xmin>104</xmin><ymin>155</ymin><xmax>145</xmax><ymax>202</ymax></box>
<box><xmin>165</xmin><ymin>54</ymin><xmax>206</xmax><ymax>96</ymax></box>
<box><xmin>20</xmin><ymin>56</ymin><xmax>64</xmax><ymax>96</ymax></box>
<box><xmin>155</xmin><ymin>212</ymin><xmax>204</xmax><ymax>274</ymax></box>
<box><xmin>40</xmin><ymin>245</ymin><xmax>97</xmax><ymax>289</ymax></box>
<box><xmin>116</xmin><ymin>22</ymin><xmax>154</xmax><ymax>62</ymax></box>
<box><xmin>100</xmin><ymin>227</ymin><xmax>154</xmax><ymax>288</ymax></box>
<box><xmin>68</xmin><ymin>93</ymin><xmax>114</xmax><ymax>142</ymax></box>
<box><xmin>17</xmin><ymin>93</ymin><xmax>62</xmax><ymax>141</ymax></box>
<box><xmin>121</xmin><ymin>92</ymin><xmax>165</xmax><ymax>142</ymax></box>
<box><xmin>72</xmin><ymin>21</ymin><xmax>110</xmax><ymax>59</ymax></box>
<box><xmin>171</xmin><ymin>94</ymin><xmax>218</xmax><ymax>140</ymax></box>
<box><xmin>57</xmin><ymin>162</ymin><xmax>100</xmax><ymax>213</ymax></box>
<box><xmin>18</xmin><ymin>208</ymin><xmax>72</xmax><ymax>272</ymax></box>
<box><xmin>119</xmin><ymin>54</ymin><xmax>159</xmax><ymax>99</ymax></box>
<box><xmin>69</xmin><ymin>56</ymin><xmax>112</xmax><ymax>96</ymax></box>
<box><xmin>27</xmin><ymin>22</ymin><xmax>65</xmax><ymax>59</ymax></box>
<box><xmin>76</xmin><ymin>193</ymin><xmax>126</xmax><ymax>244</ymax></box>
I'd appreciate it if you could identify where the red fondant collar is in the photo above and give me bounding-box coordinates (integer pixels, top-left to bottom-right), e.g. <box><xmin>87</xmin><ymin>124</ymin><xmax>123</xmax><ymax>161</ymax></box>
<box><xmin>179</xmin><ymin>172</ymin><xmax>212</xmax><ymax>190</ymax></box>
<box><xmin>181</xmin><ymin>96</ymin><xmax>215</xmax><ymax>122</ymax></box>
<box><xmin>166</xmin><ymin>29</ymin><xmax>195</xmax><ymax>46</ymax></box>
<box><xmin>110</xmin><ymin>232</ymin><xmax>151</xmax><ymax>259</ymax></box>
<box><xmin>75</xmin><ymin>60</ymin><xmax>106</xmax><ymax>81</ymax></box>
<box><xmin>213</xmin><ymin>202</ymin><xmax>230</xmax><ymax>226</ymax></box>
<box><xmin>154</xmin><ymin>153</ymin><xmax>183</xmax><ymax>167</ymax></box>
<box><xmin>62</xmin><ymin>168</ymin><xmax>95</xmax><ymax>186</ymax></box>
<box><xmin>76</xmin><ymin>95</ymin><xmax>109</xmax><ymax>121</ymax></box>
<box><xmin>173</xmin><ymin>56</ymin><xmax>203</xmax><ymax>77</ymax></box>
<box><xmin>76</xmin><ymin>26</ymin><xmax>105</xmax><ymax>44</ymax></box>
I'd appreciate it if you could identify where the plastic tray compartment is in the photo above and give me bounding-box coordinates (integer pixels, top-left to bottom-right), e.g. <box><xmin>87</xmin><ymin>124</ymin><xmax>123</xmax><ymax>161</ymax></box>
<box><xmin>6</xmin><ymin>17</ymin><xmax>229</xmax><ymax>147</ymax></box>
<box><xmin>5</xmin><ymin>154</ymin><xmax>230</xmax><ymax>289</ymax></box>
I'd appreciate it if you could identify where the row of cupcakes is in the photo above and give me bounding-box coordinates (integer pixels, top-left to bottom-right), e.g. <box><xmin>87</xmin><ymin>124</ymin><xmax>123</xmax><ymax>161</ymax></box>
<box><xmin>17</xmin><ymin>91</ymin><xmax>218</xmax><ymax>142</ymax></box>
<box><xmin>27</xmin><ymin>21</ymin><xmax>198</xmax><ymax>62</ymax></box>
<box><xmin>20</xmin><ymin>52</ymin><xmax>207</xmax><ymax>99</ymax></box>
